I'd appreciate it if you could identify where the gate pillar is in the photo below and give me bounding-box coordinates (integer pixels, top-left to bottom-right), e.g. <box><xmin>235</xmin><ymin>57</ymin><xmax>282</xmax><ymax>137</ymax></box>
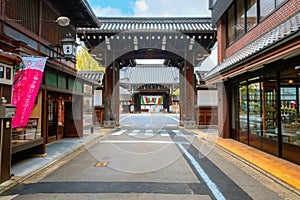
<box><xmin>180</xmin><ymin>62</ymin><xmax>196</xmax><ymax>128</ymax></box>
<box><xmin>103</xmin><ymin>61</ymin><xmax>120</xmax><ymax>127</ymax></box>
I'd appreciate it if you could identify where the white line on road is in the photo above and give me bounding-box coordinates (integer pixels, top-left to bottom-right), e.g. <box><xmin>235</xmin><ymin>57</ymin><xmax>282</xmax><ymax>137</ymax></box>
<box><xmin>99</xmin><ymin>140</ymin><xmax>190</xmax><ymax>145</ymax></box>
<box><xmin>112</xmin><ymin>130</ymin><xmax>127</xmax><ymax>135</ymax></box>
<box><xmin>173</xmin><ymin>130</ymin><xmax>184</xmax><ymax>136</ymax></box>
<box><xmin>119</xmin><ymin>116</ymin><xmax>128</xmax><ymax>123</ymax></box>
<box><xmin>159</xmin><ymin>130</ymin><xmax>169</xmax><ymax>137</ymax></box>
<box><xmin>177</xmin><ymin>144</ymin><xmax>226</xmax><ymax>200</ymax></box>
<box><xmin>128</xmin><ymin>129</ymin><xmax>140</xmax><ymax>136</ymax></box>
<box><xmin>167</xmin><ymin>115</ymin><xmax>180</xmax><ymax>122</ymax></box>
<box><xmin>145</xmin><ymin>130</ymin><xmax>154</xmax><ymax>136</ymax></box>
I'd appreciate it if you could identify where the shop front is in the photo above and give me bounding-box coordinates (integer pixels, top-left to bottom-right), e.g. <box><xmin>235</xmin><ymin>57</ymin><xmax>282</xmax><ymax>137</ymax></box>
<box><xmin>43</xmin><ymin>68</ymin><xmax>96</xmax><ymax>143</ymax></box>
<box><xmin>230</xmin><ymin>57</ymin><xmax>300</xmax><ymax>164</ymax></box>
<box><xmin>46</xmin><ymin>91</ymin><xmax>82</xmax><ymax>143</ymax></box>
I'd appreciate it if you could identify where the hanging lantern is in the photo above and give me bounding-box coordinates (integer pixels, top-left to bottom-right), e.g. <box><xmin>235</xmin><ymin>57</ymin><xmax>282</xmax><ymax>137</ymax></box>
<box><xmin>60</xmin><ymin>33</ymin><xmax>77</xmax><ymax>61</ymax></box>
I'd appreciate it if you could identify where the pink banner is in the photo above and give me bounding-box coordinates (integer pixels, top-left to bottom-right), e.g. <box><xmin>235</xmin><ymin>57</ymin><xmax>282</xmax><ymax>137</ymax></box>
<box><xmin>12</xmin><ymin>57</ymin><xmax>47</xmax><ymax>128</ymax></box>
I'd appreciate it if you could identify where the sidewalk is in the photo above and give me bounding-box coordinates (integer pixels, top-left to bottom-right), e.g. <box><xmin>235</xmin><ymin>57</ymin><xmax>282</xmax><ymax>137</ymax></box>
<box><xmin>0</xmin><ymin>128</ymin><xmax>112</xmax><ymax>195</ymax></box>
<box><xmin>193</xmin><ymin>129</ymin><xmax>300</xmax><ymax>194</ymax></box>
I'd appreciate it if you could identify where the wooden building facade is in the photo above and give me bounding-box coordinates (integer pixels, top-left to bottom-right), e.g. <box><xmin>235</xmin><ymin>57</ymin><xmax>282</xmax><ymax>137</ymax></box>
<box><xmin>0</xmin><ymin>0</ymin><xmax>99</xmax><ymax>159</ymax></box>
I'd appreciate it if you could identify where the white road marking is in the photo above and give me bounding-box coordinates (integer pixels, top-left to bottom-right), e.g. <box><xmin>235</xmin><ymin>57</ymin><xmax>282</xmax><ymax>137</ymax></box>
<box><xmin>112</xmin><ymin>130</ymin><xmax>127</xmax><ymax>135</ymax></box>
<box><xmin>128</xmin><ymin>129</ymin><xmax>140</xmax><ymax>136</ymax></box>
<box><xmin>178</xmin><ymin>144</ymin><xmax>226</xmax><ymax>200</ymax></box>
<box><xmin>99</xmin><ymin>140</ymin><xmax>189</xmax><ymax>145</ymax></box>
<box><xmin>173</xmin><ymin>130</ymin><xmax>184</xmax><ymax>136</ymax></box>
<box><xmin>112</xmin><ymin>129</ymin><xmax>186</xmax><ymax>137</ymax></box>
<box><xmin>167</xmin><ymin>115</ymin><xmax>180</xmax><ymax>122</ymax></box>
<box><xmin>145</xmin><ymin>130</ymin><xmax>154</xmax><ymax>136</ymax></box>
<box><xmin>159</xmin><ymin>130</ymin><xmax>169</xmax><ymax>137</ymax></box>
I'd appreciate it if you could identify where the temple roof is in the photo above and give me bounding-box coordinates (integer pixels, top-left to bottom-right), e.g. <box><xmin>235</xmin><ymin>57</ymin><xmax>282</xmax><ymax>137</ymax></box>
<box><xmin>77</xmin><ymin>70</ymin><xmax>104</xmax><ymax>85</ymax></box>
<box><xmin>78</xmin><ymin>17</ymin><xmax>215</xmax><ymax>33</ymax></box>
<box><xmin>120</xmin><ymin>64</ymin><xmax>179</xmax><ymax>85</ymax></box>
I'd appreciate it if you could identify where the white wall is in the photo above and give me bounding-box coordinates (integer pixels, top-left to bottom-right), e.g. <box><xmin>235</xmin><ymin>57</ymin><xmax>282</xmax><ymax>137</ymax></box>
<box><xmin>197</xmin><ymin>90</ymin><xmax>218</xmax><ymax>106</ymax></box>
<box><xmin>94</xmin><ymin>90</ymin><xmax>102</xmax><ymax>106</ymax></box>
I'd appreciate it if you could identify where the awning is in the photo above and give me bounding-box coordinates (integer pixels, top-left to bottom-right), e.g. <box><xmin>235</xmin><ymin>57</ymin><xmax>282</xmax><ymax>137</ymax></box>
<box><xmin>0</xmin><ymin>50</ymin><xmax>22</xmax><ymax>65</ymax></box>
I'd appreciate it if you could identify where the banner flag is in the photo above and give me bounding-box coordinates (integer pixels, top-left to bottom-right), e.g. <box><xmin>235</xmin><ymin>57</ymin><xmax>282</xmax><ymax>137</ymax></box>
<box><xmin>141</xmin><ymin>96</ymin><xmax>163</xmax><ymax>105</ymax></box>
<box><xmin>12</xmin><ymin>57</ymin><xmax>47</xmax><ymax>128</ymax></box>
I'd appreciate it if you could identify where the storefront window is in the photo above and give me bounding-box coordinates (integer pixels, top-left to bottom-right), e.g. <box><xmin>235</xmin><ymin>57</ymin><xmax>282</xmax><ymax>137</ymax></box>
<box><xmin>231</xmin><ymin>84</ymin><xmax>239</xmax><ymax>139</ymax></box>
<box><xmin>281</xmin><ymin>87</ymin><xmax>299</xmax><ymax>145</ymax></box>
<box><xmin>280</xmin><ymin>66</ymin><xmax>300</xmax><ymax>146</ymax></box>
<box><xmin>239</xmin><ymin>83</ymin><xmax>248</xmax><ymax>143</ymax></box>
<box><xmin>262</xmin><ymin>79</ymin><xmax>277</xmax><ymax>140</ymax></box>
<box><xmin>248</xmin><ymin>82</ymin><xmax>261</xmax><ymax>136</ymax></box>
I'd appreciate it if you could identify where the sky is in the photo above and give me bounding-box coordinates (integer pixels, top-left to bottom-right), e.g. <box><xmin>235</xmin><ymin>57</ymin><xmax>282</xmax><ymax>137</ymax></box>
<box><xmin>87</xmin><ymin>0</ymin><xmax>211</xmax><ymax>17</ymax></box>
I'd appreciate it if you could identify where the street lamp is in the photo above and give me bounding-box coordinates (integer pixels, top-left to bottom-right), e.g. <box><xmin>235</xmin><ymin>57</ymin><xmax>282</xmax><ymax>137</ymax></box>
<box><xmin>56</xmin><ymin>16</ymin><xmax>70</xmax><ymax>27</ymax></box>
<box><xmin>60</xmin><ymin>33</ymin><xmax>77</xmax><ymax>61</ymax></box>
<box><xmin>49</xmin><ymin>32</ymin><xmax>78</xmax><ymax>61</ymax></box>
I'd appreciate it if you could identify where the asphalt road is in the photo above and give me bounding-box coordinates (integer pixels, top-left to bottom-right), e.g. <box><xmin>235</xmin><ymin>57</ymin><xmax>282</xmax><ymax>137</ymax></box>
<box><xmin>5</xmin><ymin>114</ymin><xmax>299</xmax><ymax>199</ymax></box>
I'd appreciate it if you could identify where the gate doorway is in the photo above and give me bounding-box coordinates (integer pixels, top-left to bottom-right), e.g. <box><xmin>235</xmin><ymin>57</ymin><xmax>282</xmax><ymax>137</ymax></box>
<box><xmin>77</xmin><ymin>17</ymin><xmax>217</xmax><ymax>128</ymax></box>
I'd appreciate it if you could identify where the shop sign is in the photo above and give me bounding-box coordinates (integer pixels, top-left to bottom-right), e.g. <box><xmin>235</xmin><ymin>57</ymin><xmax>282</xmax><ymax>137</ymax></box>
<box><xmin>12</xmin><ymin>57</ymin><xmax>47</xmax><ymax>128</ymax></box>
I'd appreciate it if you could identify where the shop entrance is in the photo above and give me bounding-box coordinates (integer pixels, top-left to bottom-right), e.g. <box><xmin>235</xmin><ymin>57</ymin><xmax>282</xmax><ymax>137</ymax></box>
<box><xmin>47</xmin><ymin>100</ymin><xmax>58</xmax><ymax>143</ymax></box>
<box><xmin>64</xmin><ymin>102</ymin><xmax>76</xmax><ymax>137</ymax></box>
<box><xmin>64</xmin><ymin>95</ymin><xmax>83</xmax><ymax>138</ymax></box>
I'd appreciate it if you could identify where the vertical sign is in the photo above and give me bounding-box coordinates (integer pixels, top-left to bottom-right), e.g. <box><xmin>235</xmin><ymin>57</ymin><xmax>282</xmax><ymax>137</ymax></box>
<box><xmin>94</xmin><ymin>90</ymin><xmax>102</xmax><ymax>106</ymax></box>
<box><xmin>12</xmin><ymin>57</ymin><xmax>47</xmax><ymax>128</ymax></box>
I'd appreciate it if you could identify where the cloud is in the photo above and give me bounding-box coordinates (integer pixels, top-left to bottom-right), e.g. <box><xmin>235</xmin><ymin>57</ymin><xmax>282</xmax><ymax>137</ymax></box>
<box><xmin>92</xmin><ymin>6</ymin><xmax>123</xmax><ymax>17</ymax></box>
<box><xmin>134</xmin><ymin>0</ymin><xmax>149</xmax><ymax>13</ymax></box>
<box><xmin>132</xmin><ymin>0</ymin><xmax>211</xmax><ymax>17</ymax></box>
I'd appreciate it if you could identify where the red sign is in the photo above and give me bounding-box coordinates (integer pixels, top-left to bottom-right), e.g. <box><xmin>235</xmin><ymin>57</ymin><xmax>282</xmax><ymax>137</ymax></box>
<box><xmin>12</xmin><ymin>57</ymin><xmax>47</xmax><ymax>128</ymax></box>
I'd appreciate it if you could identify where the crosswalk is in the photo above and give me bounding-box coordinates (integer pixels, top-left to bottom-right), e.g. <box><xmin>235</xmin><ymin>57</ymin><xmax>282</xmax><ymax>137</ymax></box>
<box><xmin>111</xmin><ymin>129</ymin><xmax>189</xmax><ymax>137</ymax></box>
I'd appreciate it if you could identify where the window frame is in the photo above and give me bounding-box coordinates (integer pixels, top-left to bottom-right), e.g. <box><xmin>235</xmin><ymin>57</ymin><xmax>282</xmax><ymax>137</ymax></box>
<box><xmin>226</xmin><ymin>0</ymin><xmax>288</xmax><ymax>47</ymax></box>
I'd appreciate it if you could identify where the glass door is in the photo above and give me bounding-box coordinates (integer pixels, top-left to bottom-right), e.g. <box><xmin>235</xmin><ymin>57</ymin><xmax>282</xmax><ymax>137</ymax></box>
<box><xmin>248</xmin><ymin>81</ymin><xmax>262</xmax><ymax>148</ymax></box>
<box><xmin>280</xmin><ymin>66</ymin><xmax>300</xmax><ymax>164</ymax></box>
<box><xmin>261</xmin><ymin>78</ymin><xmax>279</xmax><ymax>156</ymax></box>
<box><xmin>230</xmin><ymin>84</ymin><xmax>239</xmax><ymax>140</ymax></box>
<box><xmin>281</xmin><ymin>87</ymin><xmax>298</xmax><ymax>144</ymax></box>
<box><xmin>239</xmin><ymin>82</ymin><xmax>248</xmax><ymax>144</ymax></box>
<box><xmin>47</xmin><ymin>100</ymin><xmax>58</xmax><ymax>143</ymax></box>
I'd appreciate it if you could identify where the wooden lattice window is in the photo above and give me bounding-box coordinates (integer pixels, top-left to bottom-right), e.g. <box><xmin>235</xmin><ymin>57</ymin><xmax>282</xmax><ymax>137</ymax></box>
<box><xmin>41</xmin><ymin>1</ymin><xmax>60</xmax><ymax>44</ymax></box>
<box><xmin>5</xmin><ymin>0</ymin><xmax>39</xmax><ymax>35</ymax></box>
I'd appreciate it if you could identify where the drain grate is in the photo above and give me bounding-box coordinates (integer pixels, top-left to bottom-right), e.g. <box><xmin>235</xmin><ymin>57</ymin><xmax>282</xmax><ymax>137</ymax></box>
<box><xmin>95</xmin><ymin>161</ymin><xmax>109</xmax><ymax>167</ymax></box>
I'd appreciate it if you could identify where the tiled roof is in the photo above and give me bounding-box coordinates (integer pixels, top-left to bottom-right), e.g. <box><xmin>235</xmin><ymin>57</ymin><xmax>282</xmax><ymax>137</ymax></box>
<box><xmin>205</xmin><ymin>13</ymin><xmax>300</xmax><ymax>79</ymax></box>
<box><xmin>78</xmin><ymin>17</ymin><xmax>215</xmax><ymax>32</ymax></box>
<box><xmin>77</xmin><ymin>71</ymin><xmax>104</xmax><ymax>84</ymax></box>
<box><xmin>120</xmin><ymin>65</ymin><xmax>179</xmax><ymax>84</ymax></box>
